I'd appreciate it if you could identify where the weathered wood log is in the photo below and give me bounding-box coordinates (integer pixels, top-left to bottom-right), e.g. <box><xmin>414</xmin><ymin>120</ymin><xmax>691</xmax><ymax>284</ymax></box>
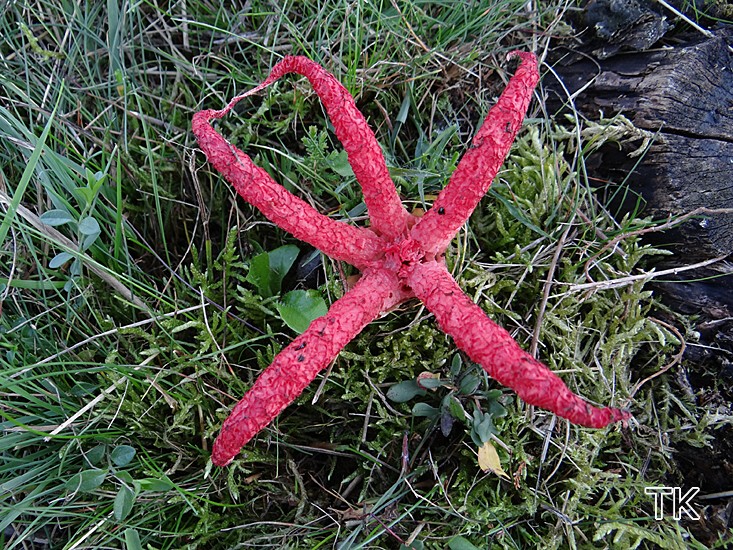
<box><xmin>546</xmin><ymin>29</ymin><xmax>733</xmax><ymax>381</ymax></box>
<box><xmin>546</xmin><ymin>30</ymin><xmax>733</xmax><ymax>261</ymax></box>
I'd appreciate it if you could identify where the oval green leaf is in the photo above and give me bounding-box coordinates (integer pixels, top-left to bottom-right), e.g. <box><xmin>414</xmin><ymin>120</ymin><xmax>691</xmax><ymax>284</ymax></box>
<box><xmin>86</xmin><ymin>444</ymin><xmax>106</xmax><ymax>465</ymax></box>
<box><xmin>40</xmin><ymin>209</ymin><xmax>75</xmax><ymax>227</ymax></box>
<box><xmin>137</xmin><ymin>477</ymin><xmax>174</xmax><ymax>492</ymax></box>
<box><xmin>445</xmin><ymin>394</ymin><xmax>466</xmax><ymax>420</ymax></box>
<box><xmin>412</xmin><ymin>402</ymin><xmax>439</xmax><ymax>418</ymax></box>
<box><xmin>116</xmin><ymin>470</ymin><xmax>134</xmax><ymax>485</ymax></box>
<box><xmin>416</xmin><ymin>376</ymin><xmax>444</xmax><ymax>390</ymax></box>
<box><xmin>78</xmin><ymin>216</ymin><xmax>100</xmax><ymax>236</ymax></box>
<box><xmin>65</xmin><ymin>469</ymin><xmax>107</xmax><ymax>493</ymax></box>
<box><xmin>49</xmin><ymin>252</ymin><xmax>74</xmax><ymax>269</ymax></box>
<box><xmin>387</xmin><ymin>380</ymin><xmax>425</xmax><ymax>403</ymax></box>
<box><xmin>277</xmin><ymin>289</ymin><xmax>327</xmax><ymax>333</ymax></box>
<box><xmin>114</xmin><ymin>484</ymin><xmax>135</xmax><ymax>521</ymax></box>
<box><xmin>458</xmin><ymin>374</ymin><xmax>480</xmax><ymax>395</ymax></box>
<box><xmin>111</xmin><ymin>445</ymin><xmax>136</xmax><ymax>467</ymax></box>
<box><xmin>450</xmin><ymin>353</ymin><xmax>463</xmax><ymax>376</ymax></box>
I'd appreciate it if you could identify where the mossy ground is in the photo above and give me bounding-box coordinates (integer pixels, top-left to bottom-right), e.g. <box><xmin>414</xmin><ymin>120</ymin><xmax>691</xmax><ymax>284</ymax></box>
<box><xmin>1</xmin><ymin>1</ymin><xmax>730</xmax><ymax>549</ymax></box>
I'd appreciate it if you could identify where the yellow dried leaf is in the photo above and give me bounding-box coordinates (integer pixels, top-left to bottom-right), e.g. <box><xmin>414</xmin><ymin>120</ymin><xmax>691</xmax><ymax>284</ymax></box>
<box><xmin>478</xmin><ymin>441</ymin><xmax>509</xmax><ymax>480</ymax></box>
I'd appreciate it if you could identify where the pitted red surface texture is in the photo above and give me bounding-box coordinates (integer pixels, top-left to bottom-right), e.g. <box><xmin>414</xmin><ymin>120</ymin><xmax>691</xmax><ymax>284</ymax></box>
<box><xmin>193</xmin><ymin>52</ymin><xmax>631</xmax><ymax>466</ymax></box>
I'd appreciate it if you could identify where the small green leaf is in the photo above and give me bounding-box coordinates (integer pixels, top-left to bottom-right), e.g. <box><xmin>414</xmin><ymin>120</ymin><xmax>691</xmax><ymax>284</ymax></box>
<box><xmin>86</xmin><ymin>444</ymin><xmax>106</xmax><ymax>466</ymax></box>
<box><xmin>40</xmin><ymin>209</ymin><xmax>75</xmax><ymax>227</ymax></box>
<box><xmin>267</xmin><ymin>244</ymin><xmax>300</xmax><ymax>295</ymax></box>
<box><xmin>485</xmin><ymin>389</ymin><xmax>503</xmax><ymax>401</ymax></box>
<box><xmin>458</xmin><ymin>374</ymin><xmax>480</xmax><ymax>395</ymax></box>
<box><xmin>489</xmin><ymin>399</ymin><xmax>508</xmax><ymax>419</ymax></box>
<box><xmin>277</xmin><ymin>289</ymin><xmax>327</xmax><ymax>333</ymax></box>
<box><xmin>448</xmin><ymin>535</ymin><xmax>481</xmax><ymax>550</ymax></box>
<box><xmin>387</xmin><ymin>379</ymin><xmax>425</xmax><ymax>403</ymax></box>
<box><xmin>114</xmin><ymin>484</ymin><xmax>135</xmax><ymax>521</ymax></box>
<box><xmin>471</xmin><ymin>411</ymin><xmax>497</xmax><ymax>445</ymax></box>
<box><xmin>123</xmin><ymin>528</ymin><xmax>143</xmax><ymax>550</ymax></box>
<box><xmin>81</xmin><ymin>233</ymin><xmax>99</xmax><ymax>252</ymax></box>
<box><xmin>246</xmin><ymin>251</ymin><xmax>272</xmax><ymax>297</ymax></box>
<box><xmin>137</xmin><ymin>477</ymin><xmax>174</xmax><ymax>492</ymax></box>
<box><xmin>412</xmin><ymin>402</ymin><xmax>439</xmax><ymax>418</ymax></box>
<box><xmin>65</xmin><ymin>469</ymin><xmax>107</xmax><ymax>493</ymax></box>
<box><xmin>73</xmin><ymin>186</ymin><xmax>95</xmax><ymax>208</ymax></box>
<box><xmin>49</xmin><ymin>252</ymin><xmax>74</xmax><ymax>268</ymax></box>
<box><xmin>396</xmin><ymin>92</ymin><xmax>411</xmax><ymax>124</ymax></box>
<box><xmin>327</xmin><ymin>150</ymin><xmax>354</xmax><ymax>177</ymax></box>
<box><xmin>116</xmin><ymin>470</ymin><xmax>134</xmax><ymax>485</ymax></box>
<box><xmin>86</xmin><ymin>168</ymin><xmax>106</xmax><ymax>190</ymax></box>
<box><xmin>446</xmin><ymin>394</ymin><xmax>466</xmax><ymax>420</ymax></box>
<box><xmin>70</xmin><ymin>258</ymin><xmax>82</xmax><ymax>276</ymax></box>
<box><xmin>78</xmin><ymin>216</ymin><xmax>100</xmax><ymax>236</ymax></box>
<box><xmin>416</xmin><ymin>376</ymin><xmax>444</xmax><ymax>390</ymax></box>
<box><xmin>450</xmin><ymin>353</ymin><xmax>463</xmax><ymax>376</ymax></box>
<box><xmin>111</xmin><ymin>445</ymin><xmax>136</xmax><ymax>467</ymax></box>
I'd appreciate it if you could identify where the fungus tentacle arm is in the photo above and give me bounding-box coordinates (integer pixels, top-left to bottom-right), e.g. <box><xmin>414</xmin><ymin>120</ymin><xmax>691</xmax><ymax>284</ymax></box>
<box><xmin>411</xmin><ymin>51</ymin><xmax>540</xmax><ymax>255</ymax></box>
<box><xmin>199</xmin><ymin>56</ymin><xmax>412</xmax><ymax>240</ymax></box>
<box><xmin>267</xmin><ymin>56</ymin><xmax>413</xmax><ymax>239</ymax></box>
<box><xmin>211</xmin><ymin>268</ymin><xmax>403</xmax><ymax>466</ymax></box>
<box><xmin>406</xmin><ymin>261</ymin><xmax>630</xmax><ymax>428</ymax></box>
<box><xmin>193</xmin><ymin>109</ymin><xmax>383</xmax><ymax>270</ymax></box>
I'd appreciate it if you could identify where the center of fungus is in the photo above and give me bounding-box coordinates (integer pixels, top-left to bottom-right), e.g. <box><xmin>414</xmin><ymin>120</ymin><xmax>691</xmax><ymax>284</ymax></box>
<box><xmin>382</xmin><ymin>237</ymin><xmax>437</xmax><ymax>279</ymax></box>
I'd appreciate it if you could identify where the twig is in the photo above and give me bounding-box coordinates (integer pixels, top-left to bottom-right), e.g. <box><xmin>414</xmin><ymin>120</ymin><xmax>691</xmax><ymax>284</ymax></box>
<box><xmin>566</xmin><ymin>254</ymin><xmax>729</xmax><ymax>294</ymax></box>
<box><xmin>584</xmin><ymin>207</ymin><xmax>733</xmax><ymax>285</ymax></box>
<box><xmin>44</xmin><ymin>352</ymin><xmax>159</xmax><ymax>441</ymax></box>
<box><xmin>627</xmin><ymin>317</ymin><xmax>686</xmax><ymax>399</ymax></box>
<box><xmin>652</xmin><ymin>0</ymin><xmax>713</xmax><ymax>38</ymax></box>
<box><xmin>531</xmin><ymin>223</ymin><xmax>574</xmax><ymax>357</ymax></box>
<box><xmin>652</xmin><ymin>0</ymin><xmax>733</xmax><ymax>54</ymax></box>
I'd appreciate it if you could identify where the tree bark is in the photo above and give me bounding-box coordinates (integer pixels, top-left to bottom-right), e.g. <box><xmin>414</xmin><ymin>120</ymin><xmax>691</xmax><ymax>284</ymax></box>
<box><xmin>547</xmin><ymin>30</ymin><xmax>733</xmax><ymax>261</ymax></box>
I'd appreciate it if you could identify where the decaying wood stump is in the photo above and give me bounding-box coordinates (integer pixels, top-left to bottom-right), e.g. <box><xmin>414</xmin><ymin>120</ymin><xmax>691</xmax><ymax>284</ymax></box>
<box><xmin>546</xmin><ymin>30</ymin><xmax>733</xmax><ymax>328</ymax></box>
<box><xmin>546</xmin><ymin>31</ymin><xmax>733</xmax><ymax>449</ymax></box>
<box><xmin>547</xmin><ymin>29</ymin><xmax>733</xmax><ymax>261</ymax></box>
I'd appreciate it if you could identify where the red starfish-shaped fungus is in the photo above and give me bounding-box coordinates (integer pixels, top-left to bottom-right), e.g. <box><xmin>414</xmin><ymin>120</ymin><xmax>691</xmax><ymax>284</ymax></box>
<box><xmin>193</xmin><ymin>52</ymin><xmax>631</xmax><ymax>466</ymax></box>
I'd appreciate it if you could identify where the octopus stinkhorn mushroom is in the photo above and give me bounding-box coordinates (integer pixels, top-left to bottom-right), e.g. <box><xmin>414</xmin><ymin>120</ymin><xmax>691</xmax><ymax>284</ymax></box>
<box><xmin>193</xmin><ymin>52</ymin><xmax>630</xmax><ymax>466</ymax></box>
